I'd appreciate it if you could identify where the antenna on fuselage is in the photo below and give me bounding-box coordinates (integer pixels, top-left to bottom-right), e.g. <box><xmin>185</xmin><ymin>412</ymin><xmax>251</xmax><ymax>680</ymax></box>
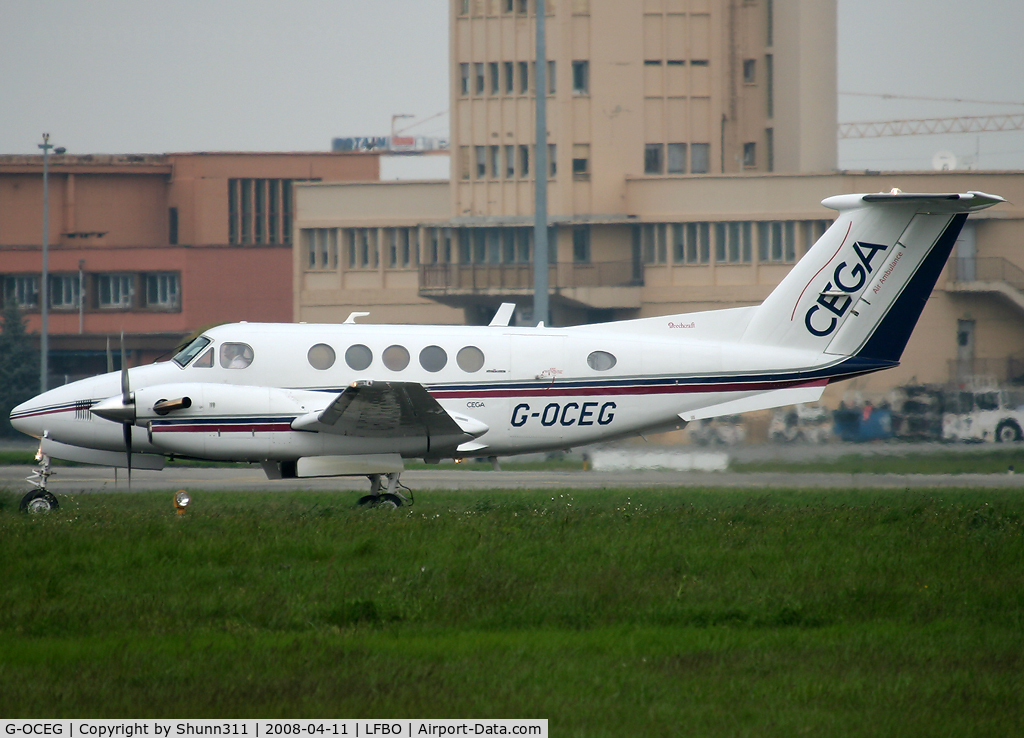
<box><xmin>344</xmin><ymin>312</ymin><xmax>370</xmax><ymax>324</ymax></box>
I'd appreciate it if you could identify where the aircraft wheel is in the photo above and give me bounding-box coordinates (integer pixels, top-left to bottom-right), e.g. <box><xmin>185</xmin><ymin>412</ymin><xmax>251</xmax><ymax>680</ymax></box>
<box><xmin>20</xmin><ymin>490</ymin><xmax>59</xmax><ymax>514</ymax></box>
<box><xmin>377</xmin><ymin>494</ymin><xmax>403</xmax><ymax>509</ymax></box>
<box><xmin>356</xmin><ymin>495</ymin><xmax>380</xmax><ymax>508</ymax></box>
<box><xmin>996</xmin><ymin>420</ymin><xmax>1022</xmax><ymax>443</ymax></box>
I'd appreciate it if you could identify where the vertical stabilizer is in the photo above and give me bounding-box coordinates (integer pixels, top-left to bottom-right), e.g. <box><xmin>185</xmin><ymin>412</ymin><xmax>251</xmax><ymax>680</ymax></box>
<box><xmin>741</xmin><ymin>191</ymin><xmax>1004</xmax><ymax>363</ymax></box>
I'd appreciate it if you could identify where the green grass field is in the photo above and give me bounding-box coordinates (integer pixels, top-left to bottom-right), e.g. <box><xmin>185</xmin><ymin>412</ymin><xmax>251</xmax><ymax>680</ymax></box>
<box><xmin>1</xmin><ymin>486</ymin><xmax>1022</xmax><ymax>735</ymax></box>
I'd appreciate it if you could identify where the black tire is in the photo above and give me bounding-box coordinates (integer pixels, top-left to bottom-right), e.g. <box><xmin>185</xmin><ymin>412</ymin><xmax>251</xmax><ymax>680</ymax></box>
<box><xmin>378</xmin><ymin>493</ymin><xmax>403</xmax><ymax>509</ymax></box>
<box><xmin>356</xmin><ymin>495</ymin><xmax>380</xmax><ymax>508</ymax></box>
<box><xmin>20</xmin><ymin>490</ymin><xmax>59</xmax><ymax>514</ymax></box>
<box><xmin>996</xmin><ymin>420</ymin><xmax>1022</xmax><ymax>443</ymax></box>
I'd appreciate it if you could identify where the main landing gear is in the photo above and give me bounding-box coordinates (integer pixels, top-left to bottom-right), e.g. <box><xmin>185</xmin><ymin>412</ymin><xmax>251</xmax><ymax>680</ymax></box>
<box><xmin>357</xmin><ymin>472</ymin><xmax>411</xmax><ymax>509</ymax></box>
<box><xmin>21</xmin><ymin>450</ymin><xmax>59</xmax><ymax>514</ymax></box>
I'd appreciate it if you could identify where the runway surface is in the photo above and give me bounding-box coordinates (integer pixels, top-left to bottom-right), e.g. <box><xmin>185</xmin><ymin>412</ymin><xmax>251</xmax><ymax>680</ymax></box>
<box><xmin>2</xmin><ymin>464</ymin><xmax>1022</xmax><ymax>494</ymax></box>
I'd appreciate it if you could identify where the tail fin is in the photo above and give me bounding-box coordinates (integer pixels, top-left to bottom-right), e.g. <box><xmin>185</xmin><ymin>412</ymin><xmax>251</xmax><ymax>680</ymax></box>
<box><xmin>742</xmin><ymin>190</ymin><xmax>1004</xmax><ymax>363</ymax></box>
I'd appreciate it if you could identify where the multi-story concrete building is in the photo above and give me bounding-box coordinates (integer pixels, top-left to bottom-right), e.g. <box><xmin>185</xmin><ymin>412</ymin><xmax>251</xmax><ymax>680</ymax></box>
<box><xmin>1</xmin><ymin>151</ymin><xmax>378</xmax><ymax>384</ymax></box>
<box><xmin>293</xmin><ymin>0</ymin><xmax>1024</xmax><ymax>399</ymax></box>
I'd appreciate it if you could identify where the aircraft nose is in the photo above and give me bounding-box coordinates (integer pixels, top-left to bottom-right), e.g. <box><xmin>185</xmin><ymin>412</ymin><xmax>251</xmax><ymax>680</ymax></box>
<box><xmin>10</xmin><ymin>396</ymin><xmax>45</xmax><ymax>438</ymax></box>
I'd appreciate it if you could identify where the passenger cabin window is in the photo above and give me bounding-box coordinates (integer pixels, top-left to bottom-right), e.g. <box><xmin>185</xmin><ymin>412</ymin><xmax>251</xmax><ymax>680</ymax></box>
<box><xmin>457</xmin><ymin>346</ymin><xmax>485</xmax><ymax>372</ymax></box>
<box><xmin>587</xmin><ymin>351</ymin><xmax>617</xmax><ymax>371</ymax></box>
<box><xmin>220</xmin><ymin>342</ymin><xmax>254</xmax><ymax>369</ymax></box>
<box><xmin>173</xmin><ymin>336</ymin><xmax>211</xmax><ymax>367</ymax></box>
<box><xmin>383</xmin><ymin>345</ymin><xmax>410</xmax><ymax>371</ymax></box>
<box><xmin>419</xmin><ymin>345</ymin><xmax>448</xmax><ymax>372</ymax></box>
<box><xmin>346</xmin><ymin>344</ymin><xmax>373</xmax><ymax>371</ymax></box>
<box><xmin>308</xmin><ymin>343</ymin><xmax>336</xmax><ymax>370</ymax></box>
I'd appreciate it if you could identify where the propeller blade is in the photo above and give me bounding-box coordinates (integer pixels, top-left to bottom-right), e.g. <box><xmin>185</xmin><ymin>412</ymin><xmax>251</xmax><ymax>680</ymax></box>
<box><xmin>120</xmin><ymin>332</ymin><xmax>132</xmax><ymax>488</ymax></box>
<box><xmin>123</xmin><ymin>420</ymin><xmax>132</xmax><ymax>490</ymax></box>
<box><xmin>120</xmin><ymin>332</ymin><xmax>130</xmax><ymax>404</ymax></box>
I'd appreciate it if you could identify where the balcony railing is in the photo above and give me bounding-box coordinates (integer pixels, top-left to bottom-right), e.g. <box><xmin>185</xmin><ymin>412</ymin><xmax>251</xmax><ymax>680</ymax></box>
<box><xmin>419</xmin><ymin>261</ymin><xmax>641</xmax><ymax>294</ymax></box>
<box><xmin>949</xmin><ymin>257</ymin><xmax>1024</xmax><ymax>290</ymax></box>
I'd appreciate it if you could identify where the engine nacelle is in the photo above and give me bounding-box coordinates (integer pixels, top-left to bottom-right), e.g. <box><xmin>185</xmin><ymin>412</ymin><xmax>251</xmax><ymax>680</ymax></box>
<box><xmin>130</xmin><ymin>382</ymin><xmax>316</xmax><ymax>460</ymax></box>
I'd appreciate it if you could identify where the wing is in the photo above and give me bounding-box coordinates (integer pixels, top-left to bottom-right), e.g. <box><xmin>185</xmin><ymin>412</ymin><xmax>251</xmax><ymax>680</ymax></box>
<box><xmin>291</xmin><ymin>380</ymin><xmax>487</xmax><ymax>451</ymax></box>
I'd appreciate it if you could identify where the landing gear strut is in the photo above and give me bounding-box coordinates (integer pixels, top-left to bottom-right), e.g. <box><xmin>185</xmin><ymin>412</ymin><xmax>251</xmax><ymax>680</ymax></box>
<box><xmin>357</xmin><ymin>472</ymin><xmax>410</xmax><ymax>508</ymax></box>
<box><xmin>21</xmin><ymin>449</ymin><xmax>59</xmax><ymax>514</ymax></box>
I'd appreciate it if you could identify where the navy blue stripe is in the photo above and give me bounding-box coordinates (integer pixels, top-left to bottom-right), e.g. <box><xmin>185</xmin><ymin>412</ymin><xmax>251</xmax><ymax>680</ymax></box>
<box><xmin>857</xmin><ymin>213</ymin><xmax>967</xmax><ymax>363</ymax></box>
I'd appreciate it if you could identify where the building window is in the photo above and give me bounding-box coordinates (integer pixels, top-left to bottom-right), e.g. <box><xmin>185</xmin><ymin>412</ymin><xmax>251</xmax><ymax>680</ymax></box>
<box><xmin>572</xmin><ymin>60</ymin><xmax>589</xmax><ymax>94</ymax></box>
<box><xmin>49</xmin><ymin>274</ymin><xmax>80</xmax><ymax>309</ymax></box>
<box><xmin>644</xmin><ymin>144</ymin><xmax>664</xmax><ymax>174</ymax></box>
<box><xmin>716</xmin><ymin>222</ymin><xmax>753</xmax><ymax>263</ymax></box>
<box><xmin>691</xmin><ymin>59</ymin><xmax>709</xmax><ymax>67</ymax></box>
<box><xmin>573</xmin><ymin>226</ymin><xmax>591</xmax><ymax>263</ymax></box>
<box><xmin>504</xmin><ymin>61</ymin><xmax>515</xmax><ymax>94</ymax></box>
<box><xmin>505</xmin><ymin>0</ymin><xmax>514</xmax><ymax>12</ymax></box>
<box><xmin>168</xmin><ymin>207</ymin><xmax>178</xmax><ymax>245</ymax></box>
<box><xmin>766</xmin><ymin>54</ymin><xmax>774</xmax><ymax>118</ymax></box>
<box><xmin>348</xmin><ymin>228</ymin><xmax>378</xmax><ymax>269</ymax></box>
<box><xmin>640</xmin><ymin>224</ymin><xmax>668</xmax><ymax>264</ymax></box>
<box><xmin>673</xmin><ymin>223</ymin><xmax>711</xmax><ymax>264</ymax></box>
<box><xmin>547</xmin><ymin>60</ymin><xmax>556</xmax><ymax>94</ymax></box>
<box><xmin>460</xmin><ymin>0</ymin><xmax>469</xmax><ymax>15</ymax></box>
<box><xmin>145</xmin><ymin>273</ymin><xmax>180</xmax><ymax>309</ymax></box>
<box><xmin>766</xmin><ymin>128</ymin><xmax>774</xmax><ymax>172</ymax></box>
<box><xmin>475</xmin><ymin>146</ymin><xmax>487</xmax><ymax>178</ymax></box>
<box><xmin>489</xmin><ymin>62</ymin><xmax>500</xmax><ymax>94</ymax></box>
<box><xmin>519</xmin><ymin>61</ymin><xmax>529</xmax><ymax>93</ymax></box>
<box><xmin>548</xmin><ymin>143</ymin><xmax>557</xmax><ymax>177</ymax></box>
<box><xmin>460</xmin><ymin>63</ymin><xmax>470</xmax><ymax>95</ymax></box>
<box><xmin>254</xmin><ymin>179</ymin><xmax>265</xmax><ymax>243</ymax></box>
<box><xmin>572</xmin><ymin>143</ymin><xmax>589</xmax><ymax>176</ymax></box>
<box><xmin>743</xmin><ymin>142</ymin><xmax>757</xmax><ymax>169</ymax></box>
<box><xmin>743</xmin><ymin>59</ymin><xmax>756</xmax><ymax>84</ymax></box>
<box><xmin>505</xmin><ymin>145</ymin><xmax>515</xmax><ymax>178</ymax></box>
<box><xmin>758</xmin><ymin>221</ymin><xmax>796</xmax><ymax>262</ymax></box>
<box><xmin>767</xmin><ymin>0</ymin><xmax>773</xmax><ymax>45</ymax></box>
<box><xmin>667</xmin><ymin>143</ymin><xmax>687</xmax><ymax>174</ymax></box>
<box><xmin>475</xmin><ymin>62</ymin><xmax>485</xmax><ymax>94</ymax></box>
<box><xmin>491</xmin><ymin>145</ymin><xmax>500</xmax><ymax>178</ymax></box>
<box><xmin>96</xmin><ymin>274</ymin><xmax>133</xmax><ymax>309</ymax></box>
<box><xmin>520</xmin><ymin>145</ymin><xmax>530</xmax><ymax>177</ymax></box>
<box><xmin>518</xmin><ymin>0</ymin><xmax>528</xmax><ymax>14</ymax></box>
<box><xmin>230</xmin><ymin>178</ymin><xmax>292</xmax><ymax>245</ymax></box>
<box><xmin>691</xmin><ymin>143</ymin><xmax>710</xmax><ymax>174</ymax></box>
<box><xmin>460</xmin><ymin>146</ymin><xmax>471</xmax><ymax>179</ymax></box>
<box><xmin>3</xmin><ymin>275</ymin><xmax>39</xmax><ymax>309</ymax></box>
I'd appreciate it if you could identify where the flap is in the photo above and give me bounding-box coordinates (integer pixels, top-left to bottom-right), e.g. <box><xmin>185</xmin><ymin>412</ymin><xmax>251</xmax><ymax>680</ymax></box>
<box><xmin>292</xmin><ymin>380</ymin><xmax>485</xmax><ymax>442</ymax></box>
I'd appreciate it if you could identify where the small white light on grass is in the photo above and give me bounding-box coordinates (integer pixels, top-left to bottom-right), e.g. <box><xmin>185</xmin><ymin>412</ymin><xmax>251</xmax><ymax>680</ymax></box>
<box><xmin>174</xmin><ymin>490</ymin><xmax>191</xmax><ymax>515</ymax></box>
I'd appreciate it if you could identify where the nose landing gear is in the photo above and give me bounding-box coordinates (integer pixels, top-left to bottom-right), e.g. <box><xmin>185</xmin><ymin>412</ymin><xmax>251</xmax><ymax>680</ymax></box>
<box><xmin>21</xmin><ymin>448</ymin><xmax>59</xmax><ymax>514</ymax></box>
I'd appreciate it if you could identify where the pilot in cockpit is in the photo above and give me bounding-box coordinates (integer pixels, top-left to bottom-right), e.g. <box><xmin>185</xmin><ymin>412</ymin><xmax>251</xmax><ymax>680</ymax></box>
<box><xmin>221</xmin><ymin>343</ymin><xmax>253</xmax><ymax>369</ymax></box>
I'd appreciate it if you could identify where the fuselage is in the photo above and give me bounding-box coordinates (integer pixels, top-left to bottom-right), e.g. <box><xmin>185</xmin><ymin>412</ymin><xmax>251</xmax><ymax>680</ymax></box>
<box><xmin>11</xmin><ymin>317</ymin><xmax>846</xmax><ymax>463</ymax></box>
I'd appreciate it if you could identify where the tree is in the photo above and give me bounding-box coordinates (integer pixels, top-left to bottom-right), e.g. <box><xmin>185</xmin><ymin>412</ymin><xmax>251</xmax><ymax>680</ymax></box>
<box><xmin>0</xmin><ymin>301</ymin><xmax>40</xmax><ymax>437</ymax></box>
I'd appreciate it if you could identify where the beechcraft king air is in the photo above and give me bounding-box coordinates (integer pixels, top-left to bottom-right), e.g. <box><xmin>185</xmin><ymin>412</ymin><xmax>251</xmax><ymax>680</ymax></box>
<box><xmin>10</xmin><ymin>190</ymin><xmax>1005</xmax><ymax>511</ymax></box>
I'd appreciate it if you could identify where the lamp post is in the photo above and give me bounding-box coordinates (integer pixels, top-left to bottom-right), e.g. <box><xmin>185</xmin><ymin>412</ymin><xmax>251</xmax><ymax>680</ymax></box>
<box><xmin>37</xmin><ymin>133</ymin><xmax>65</xmax><ymax>393</ymax></box>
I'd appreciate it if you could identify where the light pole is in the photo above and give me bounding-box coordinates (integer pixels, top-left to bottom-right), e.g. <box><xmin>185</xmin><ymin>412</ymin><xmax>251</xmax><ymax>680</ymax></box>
<box><xmin>38</xmin><ymin>133</ymin><xmax>65</xmax><ymax>393</ymax></box>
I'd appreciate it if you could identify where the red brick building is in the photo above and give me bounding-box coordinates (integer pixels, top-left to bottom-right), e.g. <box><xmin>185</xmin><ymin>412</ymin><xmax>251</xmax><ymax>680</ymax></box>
<box><xmin>0</xmin><ymin>151</ymin><xmax>378</xmax><ymax>383</ymax></box>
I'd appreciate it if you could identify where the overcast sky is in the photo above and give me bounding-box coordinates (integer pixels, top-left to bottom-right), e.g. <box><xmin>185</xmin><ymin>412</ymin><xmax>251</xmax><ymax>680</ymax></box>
<box><xmin>1</xmin><ymin>0</ymin><xmax>1022</xmax><ymax>171</ymax></box>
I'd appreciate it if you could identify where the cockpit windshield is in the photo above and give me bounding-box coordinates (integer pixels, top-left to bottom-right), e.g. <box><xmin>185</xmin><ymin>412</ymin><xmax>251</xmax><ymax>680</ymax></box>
<box><xmin>173</xmin><ymin>336</ymin><xmax>212</xmax><ymax>368</ymax></box>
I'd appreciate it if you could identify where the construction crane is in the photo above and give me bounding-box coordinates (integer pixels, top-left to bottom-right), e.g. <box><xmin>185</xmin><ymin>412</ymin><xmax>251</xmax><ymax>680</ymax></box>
<box><xmin>839</xmin><ymin>113</ymin><xmax>1024</xmax><ymax>139</ymax></box>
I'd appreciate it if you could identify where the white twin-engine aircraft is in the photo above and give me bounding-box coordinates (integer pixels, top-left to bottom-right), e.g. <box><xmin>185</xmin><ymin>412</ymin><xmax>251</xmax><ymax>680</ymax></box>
<box><xmin>11</xmin><ymin>190</ymin><xmax>1005</xmax><ymax>511</ymax></box>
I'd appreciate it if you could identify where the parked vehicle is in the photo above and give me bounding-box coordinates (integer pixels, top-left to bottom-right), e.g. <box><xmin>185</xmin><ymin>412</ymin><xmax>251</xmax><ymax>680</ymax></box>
<box><xmin>769</xmin><ymin>404</ymin><xmax>831</xmax><ymax>444</ymax></box>
<box><xmin>688</xmin><ymin>415</ymin><xmax>747</xmax><ymax>446</ymax></box>
<box><xmin>942</xmin><ymin>387</ymin><xmax>1024</xmax><ymax>443</ymax></box>
<box><xmin>833</xmin><ymin>401</ymin><xmax>893</xmax><ymax>442</ymax></box>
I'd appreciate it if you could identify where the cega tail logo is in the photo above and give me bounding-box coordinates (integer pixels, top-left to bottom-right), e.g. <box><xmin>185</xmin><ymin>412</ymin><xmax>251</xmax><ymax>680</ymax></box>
<box><xmin>804</xmin><ymin>241</ymin><xmax>888</xmax><ymax>337</ymax></box>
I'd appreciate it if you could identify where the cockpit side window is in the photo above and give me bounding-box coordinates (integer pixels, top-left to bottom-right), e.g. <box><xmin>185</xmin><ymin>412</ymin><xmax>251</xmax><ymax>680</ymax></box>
<box><xmin>193</xmin><ymin>348</ymin><xmax>214</xmax><ymax>368</ymax></box>
<box><xmin>173</xmin><ymin>336</ymin><xmax>211</xmax><ymax>367</ymax></box>
<box><xmin>220</xmin><ymin>342</ymin><xmax>254</xmax><ymax>369</ymax></box>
